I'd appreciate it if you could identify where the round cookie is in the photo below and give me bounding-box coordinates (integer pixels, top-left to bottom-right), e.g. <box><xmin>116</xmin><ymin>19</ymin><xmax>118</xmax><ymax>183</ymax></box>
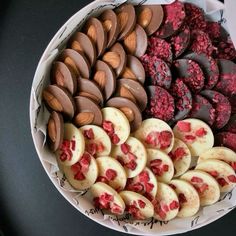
<box><xmin>111</xmin><ymin>136</ymin><xmax>147</xmax><ymax>178</ymax></box>
<box><xmin>91</xmin><ymin>182</ymin><xmax>125</xmax><ymax>215</ymax></box>
<box><xmin>195</xmin><ymin>159</ymin><xmax>236</xmax><ymax>192</ymax></box>
<box><xmin>56</xmin><ymin>123</ymin><xmax>85</xmax><ymax>166</ymax></box>
<box><xmin>119</xmin><ymin>191</ymin><xmax>154</xmax><ymax>220</ymax></box>
<box><xmin>80</xmin><ymin>125</ymin><xmax>111</xmax><ymax>157</ymax></box>
<box><xmin>126</xmin><ymin>167</ymin><xmax>158</xmax><ymax>200</ymax></box>
<box><xmin>152</xmin><ymin>182</ymin><xmax>179</xmax><ymax>221</ymax></box>
<box><xmin>102</xmin><ymin>107</ymin><xmax>130</xmax><ymax>145</ymax></box>
<box><xmin>181</xmin><ymin>170</ymin><xmax>220</xmax><ymax>206</ymax></box>
<box><xmin>169</xmin><ymin>138</ymin><xmax>191</xmax><ymax>177</ymax></box>
<box><xmin>96</xmin><ymin>156</ymin><xmax>127</xmax><ymax>191</ymax></box>
<box><xmin>147</xmin><ymin>149</ymin><xmax>174</xmax><ymax>183</ymax></box>
<box><xmin>222</xmin><ymin>114</ymin><xmax>236</xmax><ymax>134</ymax></box>
<box><xmin>169</xmin><ymin>179</ymin><xmax>200</xmax><ymax>218</ymax></box>
<box><xmin>215</xmin><ymin>132</ymin><xmax>236</xmax><ymax>152</ymax></box>
<box><xmin>134</xmin><ymin>118</ymin><xmax>174</xmax><ymax>153</ymax></box>
<box><xmin>173</xmin><ymin>119</ymin><xmax>214</xmax><ymax>156</ymax></box>
<box><xmin>63</xmin><ymin>152</ymin><xmax>98</xmax><ymax>190</ymax></box>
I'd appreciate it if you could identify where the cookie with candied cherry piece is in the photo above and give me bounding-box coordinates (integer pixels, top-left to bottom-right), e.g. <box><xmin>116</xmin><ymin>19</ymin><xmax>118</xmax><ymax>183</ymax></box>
<box><xmin>195</xmin><ymin>159</ymin><xmax>236</xmax><ymax>192</ymax></box>
<box><xmin>173</xmin><ymin>119</ymin><xmax>214</xmax><ymax>156</ymax></box>
<box><xmin>169</xmin><ymin>138</ymin><xmax>191</xmax><ymax>177</ymax></box>
<box><xmin>56</xmin><ymin>123</ymin><xmax>85</xmax><ymax>166</ymax></box>
<box><xmin>152</xmin><ymin>182</ymin><xmax>179</xmax><ymax>221</ymax></box>
<box><xmin>146</xmin><ymin>149</ymin><xmax>174</xmax><ymax>183</ymax></box>
<box><xmin>169</xmin><ymin>179</ymin><xmax>200</xmax><ymax>218</ymax></box>
<box><xmin>126</xmin><ymin>167</ymin><xmax>158</xmax><ymax>200</ymax></box>
<box><xmin>102</xmin><ymin>107</ymin><xmax>130</xmax><ymax>145</ymax></box>
<box><xmin>119</xmin><ymin>191</ymin><xmax>154</xmax><ymax>220</ymax></box>
<box><xmin>96</xmin><ymin>156</ymin><xmax>127</xmax><ymax>192</ymax></box>
<box><xmin>90</xmin><ymin>182</ymin><xmax>125</xmax><ymax>215</ymax></box>
<box><xmin>134</xmin><ymin>118</ymin><xmax>174</xmax><ymax>153</ymax></box>
<box><xmin>63</xmin><ymin>152</ymin><xmax>98</xmax><ymax>190</ymax></box>
<box><xmin>80</xmin><ymin>125</ymin><xmax>111</xmax><ymax>157</ymax></box>
<box><xmin>181</xmin><ymin>170</ymin><xmax>220</xmax><ymax>206</ymax></box>
<box><xmin>111</xmin><ymin>137</ymin><xmax>147</xmax><ymax>178</ymax></box>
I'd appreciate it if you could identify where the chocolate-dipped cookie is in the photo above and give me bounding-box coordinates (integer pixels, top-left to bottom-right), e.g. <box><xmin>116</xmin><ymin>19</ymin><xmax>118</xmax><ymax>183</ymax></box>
<box><xmin>115</xmin><ymin>4</ymin><xmax>136</xmax><ymax>40</ymax></box>
<box><xmin>123</xmin><ymin>24</ymin><xmax>148</xmax><ymax>58</ymax></box>
<box><xmin>68</xmin><ymin>32</ymin><xmax>96</xmax><ymax>66</ymax></box>
<box><xmin>74</xmin><ymin>96</ymin><xmax>103</xmax><ymax>127</ymax></box>
<box><xmin>102</xmin><ymin>43</ymin><xmax>127</xmax><ymax>77</ymax></box>
<box><xmin>215</xmin><ymin>132</ymin><xmax>236</xmax><ymax>152</ymax></box>
<box><xmin>222</xmin><ymin>114</ymin><xmax>236</xmax><ymax>134</ymax></box>
<box><xmin>59</xmin><ymin>49</ymin><xmax>90</xmax><ymax>79</ymax></box>
<box><xmin>183</xmin><ymin>52</ymin><xmax>219</xmax><ymax>89</ymax></box>
<box><xmin>116</xmin><ymin>78</ymin><xmax>147</xmax><ymax>112</ymax></box>
<box><xmin>106</xmin><ymin>97</ymin><xmax>142</xmax><ymax>132</ymax></box>
<box><xmin>43</xmin><ymin>85</ymin><xmax>75</xmax><ymax>120</ymax></box>
<box><xmin>92</xmin><ymin>60</ymin><xmax>116</xmax><ymax>100</ymax></box>
<box><xmin>172</xmin><ymin>59</ymin><xmax>205</xmax><ymax>93</ymax></box>
<box><xmin>136</xmin><ymin>5</ymin><xmax>163</xmax><ymax>36</ymax></box>
<box><xmin>83</xmin><ymin>17</ymin><xmax>107</xmax><ymax>57</ymax></box>
<box><xmin>121</xmin><ymin>55</ymin><xmax>145</xmax><ymax>84</ymax></box>
<box><xmin>51</xmin><ymin>61</ymin><xmax>77</xmax><ymax>95</ymax></box>
<box><xmin>77</xmin><ymin>78</ymin><xmax>104</xmax><ymax>106</ymax></box>
<box><xmin>100</xmin><ymin>9</ymin><xmax>119</xmax><ymax>48</ymax></box>
<box><xmin>47</xmin><ymin>111</ymin><xmax>64</xmax><ymax>152</ymax></box>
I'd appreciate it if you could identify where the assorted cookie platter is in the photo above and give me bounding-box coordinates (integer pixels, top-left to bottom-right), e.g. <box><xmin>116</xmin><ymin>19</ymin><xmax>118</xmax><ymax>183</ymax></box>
<box><xmin>41</xmin><ymin>0</ymin><xmax>236</xmax><ymax>222</ymax></box>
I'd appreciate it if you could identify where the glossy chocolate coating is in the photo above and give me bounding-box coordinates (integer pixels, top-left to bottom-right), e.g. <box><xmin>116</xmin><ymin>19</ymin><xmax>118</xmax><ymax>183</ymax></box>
<box><xmin>43</xmin><ymin>84</ymin><xmax>75</xmax><ymax>120</ymax></box>
<box><xmin>83</xmin><ymin>17</ymin><xmax>107</xmax><ymax>57</ymax></box>
<box><xmin>136</xmin><ymin>5</ymin><xmax>164</xmax><ymax>36</ymax></box>
<box><xmin>74</xmin><ymin>96</ymin><xmax>103</xmax><ymax>126</ymax></box>
<box><xmin>116</xmin><ymin>78</ymin><xmax>147</xmax><ymax>112</ymax></box>
<box><xmin>51</xmin><ymin>61</ymin><xmax>77</xmax><ymax>95</ymax></box>
<box><xmin>93</xmin><ymin>60</ymin><xmax>116</xmax><ymax>101</ymax></box>
<box><xmin>59</xmin><ymin>49</ymin><xmax>90</xmax><ymax>79</ymax></box>
<box><xmin>106</xmin><ymin>97</ymin><xmax>142</xmax><ymax>132</ymax></box>
<box><xmin>68</xmin><ymin>32</ymin><xmax>96</xmax><ymax>66</ymax></box>
<box><xmin>100</xmin><ymin>9</ymin><xmax>120</xmax><ymax>48</ymax></box>
<box><xmin>47</xmin><ymin>111</ymin><xmax>64</xmax><ymax>152</ymax></box>
<box><xmin>77</xmin><ymin>78</ymin><xmax>104</xmax><ymax>106</ymax></box>
<box><xmin>116</xmin><ymin>4</ymin><xmax>136</xmax><ymax>40</ymax></box>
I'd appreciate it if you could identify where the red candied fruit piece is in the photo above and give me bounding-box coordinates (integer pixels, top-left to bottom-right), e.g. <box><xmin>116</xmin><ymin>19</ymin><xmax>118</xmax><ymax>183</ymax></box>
<box><xmin>74</xmin><ymin>171</ymin><xmax>85</xmax><ymax>180</ymax></box>
<box><xmin>145</xmin><ymin>182</ymin><xmax>154</xmax><ymax>193</ymax></box>
<box><xmin>87</xmin><ymin>143</ymin><xmax>97</xmax><ymax>156</ymax></box>
<box><xmin>83</xmin><ymin>128</ymin><xmax>94</xmax><ymax>140</ymax></box>
<box><xmin>121</xmin><ymin>143</ymin><xmax>131</xmax><ymax>154</ymax></box>
<box><xmin>150</xmin><ymin>159</ymin><xmax>162</xmax><ymax>167</ymax></box>
<box><xmin>99</xmin><ymin>192</ymin><xmax>114</xmax><ymax>209</ymax></box>
<box><xmin>105</xmin><ymin>169</ymin><xmax>117</xmax><ymax>181</ymax></box>
<box><xmin>71</xmin><ymin>162</ymin><xmax>81</xmax><ymax>174</ymax></box>
<box><xmin>197</xmin><ymin>183</ymin><xmax>209</xmax><ymax>194</ymax></box>
<box><xmin>228</xmin><ymin>175</ymin><xmax>236</xmax><ymax>183</ymax></box>
<box><xmin>191</xmin><ymin>176</ymin><xmax>203</xmax><ymax>183</ymax></box>
<box><xmin>125</xmin><ymin>160</ymin><xmax>137</xmax><ymax>171</ymax></box>
<box><xmin>178</xmin><ymin>193</ymin><xmax>187</xmax><ymax>204</ymax></box>
<box><xmin>138</xmin><ymin>199</ymin><xmax>146</xmax><ymax>209</ymax></box>
<box><xmin>145</xmin><ymin>131</ymin><xmax>160</xmax><ymax>146</ymax></box>
<box><xmin>162</xmin><ymin>164</ymin><xmax>169</xmax><ymax>172</ymax></box>
<box><xmin>127</xmin><ymin>204</ymin><xmax>145</xmax><ymax>220</ymax></box>
<box><xmin>126</xmin><ymin>182</ymin><xmax>144</xmax><ymax>192</ymax></box>
<box><xmin>59</xmin><ymin>139</ymin><xmax>75</xmax><ymax>161</ymax></box>
<box><xmin>102</xmin><ymin>121</ymin><xmax>114</xmax><ymax>134</ymax></box>
<box><xmin>215</xmin><ymin>132</ymin><xmax>236</xmax><ymax>152</ymax></box>
<box><xmin>217</xmin><ymin>177</ymin><xmax>228</xmax><ymax>187</ymax></box>
<box><xmin>177</xmin><ymin>121</ymin><xmax>191</xmax><ymax>132</ymax></box>
<box><xmin>208</xmin><ymin>170</ymin><xmax>219</xmax><ymax>178</ymax></box>
<box><xmin>230</xmin><ymin>162</ymin><xmax>236</xmax><ymax>171</ymax></box>
<box><xmin>96</xmin><ymin>142</ymin><xmax>105</xmax><ymax>153</ymax></box>
<box><xmin>155</xmin><ymin>1</ymin><xmax>186</xmax><ymax>38</ymax></box>
<box><xmin>195</xmin><ymin>128</ymin><xmax>207</xmax><ymax>137</ymax></box>
<box><xmin>152</xmin><ymin>200</ymin><xmax>166</xmax><ymax>220</ymax></box>
<box><xmin>184</xmin><ymin>3</ymin><xmax>206</xmax><ymax>31</ymax></box>
<box><xmin>184</xmin><ymin>135</ymin><xmax>196</xmax><ymax>143</ymax></box>
<box><xmin>139</xmin><ymin>171</ymin><xmax>150</xmax><ymax>183</ymax></box>
<box><xmin>162</xmin><ymin>204</ymin><xmax>169</xmax><ymax>212</ymax></box>
<box><xmin>80</xmin><ymin>153</ymin><xmax>91</xmax><ymax>173</ymax></box>
<box><xmin>159</xmin><ymin>131</ymin><xmax>172</xmax><ymax>149</ymax></box>
<box><xmin>169</xmin><ymin>200</ymin><xmax>179</xmax><ymax>210</ymax></box>
<box><xmin>145</xmin><ymin>86</ymin><xmax>175</xmax><ymax>122</ymax></box>
<box><xmin>145</xmin><ymin>37</ymin><xmax>173</xmax><ymax>63</ymax></box>
<box><xmin>111</xmin><ymin>134</ymin><xmax>120</xmax><ymax>144</ymax></box>
<box><xmin>170</xmin><ymin>147</ymin><xmax>186</xmax><ymax>161</ymax></box>
<box><xmin>111</xmin><ymin>203</ymin><xmax>123</xmax><ymax>214</ymax></box>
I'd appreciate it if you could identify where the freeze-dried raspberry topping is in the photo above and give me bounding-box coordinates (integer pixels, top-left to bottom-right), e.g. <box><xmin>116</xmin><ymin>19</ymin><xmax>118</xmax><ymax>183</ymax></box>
<box><xmin>169</xmin><ymin>79</ymin><xmax>192</xmax><ymax>122</ymax></box>
<box><xmin>190</xmin><ymin>30</ymin><xmax>215</xmax><ymax>56</ymax></box>
<box><xmin>169</xmin><ymin>200</ymin><xmax>179</xmax><ymax>210</ymax></box>
<box><xmin>189</xmin><ymin>94</ymin><xmax>216</xmax><ymax>126</ymax></box>
<box><xmin>105</xmin><ymin>169</ymin><xmax>117</xmax><ymax>181</ymax></box>
<box><xmin>59</xmin><ymin>138</ymin><xmax>76</xmax><ymax>162</ymax></box>
<box><xmin>169</xmin><ymin>24</ymin><xmax>190</xmax><ymax>58</ymax></box>
<box><xmin>141</xmin><ymin>55</ymin><xmax>172</xmax><ymax>89</ymax></box>
<box><xmin>184</xmin><ymin>3</ymin><xmax>206</xmax><ymax>31</ymax></box>
<box><xmin>83</xmin><ymin>128</ymin><xmax>94</xmax><ymax>140</ymax></box>
<box><xmin>215</xmin><ymin>132</ymin><xmax>236</xmax><ymax>152</ymax></box>
<box><xmin>206</xmin><ymin>21</ymin><xmax>221</xmax><ymax>41</ymax></box>
<box><xmin>178</xmin><ymin>193</ymin><xmax>187</xmax><ymax>204</ymax></box>
<box><xmin>126</xmin><ymin>201</ymin><xmax>145</xmax><ymax>220</ymax></box>
<box><xmin>191</xmin><ymin>176</ymin><xmax>203</xmax><ymax>183</ymax></box>
<box><xmin>71</xmin><ymin>152</ymin><xmax>91</xmax><ymax>180</ymax></box>
<box><xmin>201</xmin><ymin>90</ymin><xmax>231</xmax><ymax>129</ymax></box>
<box><xmin>217</xmin><ymin>178</ymin><xmax>228</xmax><ymax>187</ymax></box>
<box><xmin>228</xmin><ymin>175</ymin><xmax>236</xmax><ymax>183</ymax></box>
<box><xmin>146</xmin><ymin>37</ymin><xmax>173</xmax><ymax>63</ymax></box>
<box><xmin>215</xmin><ymin>39</ymin><xmax>236</xmax><ymax>60</ymax></box>
<box><xmin>155</xmin><ymin>1</ymin><xmax>186</xmax><ymax>38</ymax></box>
<box><xmin>145</xmin><ymin>86</ymin><xmax>175</xmax><ymax>122</ymax></box>
<box><xmin>176</xmin><ymin>121</ymin><xmax>191</xmax><ymax>132</ymax></box>
<box><xmin>102</xmin><ymin>120</ymin><xmax>120</xmax><ymax>144</ymax></box>
<box><xmin>190</xmin><ymin>176</ymin><xmax>209</xmax><ymax>194</ymax></box>
<box><xmin>173</xmin><ymin>59</ymin><xmax>205</xmax><ymax>93</ymax></box>
<box><xmin>169</xmin><ymin>147</ymin><xmax>186</xmax><ymax>161</ymax></box>
<box><xmin>86</xmin><ymin>141</ymin><xmax>105</xmax><ymax>156</ymax></box>
<box><xmin>110</xmin><ymin>202</ymin><xmax>123</xmax><ymax>214</ymax></box>
<box><xmin>94</xmin><ymin>192</ymin><xmax>114</xmax><ymax>210</ymax></box>
<box><xmin>207</xmin><ymin>170</ymin><xmax>219</xmax><ymax>178</ymax></box>
<box><xmin>145</xmin><ymin>130</ymin><xmax>173</xmax><ymax>150</ymax></box>
<box><xmin>195</xmin><ymin>128</ymin><xmax>207</xmax><ymax>137</ymax></box>
<box><xmin>150</xmin><ymin>159</ymin><xmax>169</xmax><ymax>177</ymax></box>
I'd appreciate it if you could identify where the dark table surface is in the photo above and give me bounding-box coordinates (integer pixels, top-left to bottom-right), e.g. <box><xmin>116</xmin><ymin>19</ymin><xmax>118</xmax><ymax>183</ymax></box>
<box><xmin>0</xmin><ymin>0</ymin><xmax>235</xmax><ymax>236</ymax></box>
